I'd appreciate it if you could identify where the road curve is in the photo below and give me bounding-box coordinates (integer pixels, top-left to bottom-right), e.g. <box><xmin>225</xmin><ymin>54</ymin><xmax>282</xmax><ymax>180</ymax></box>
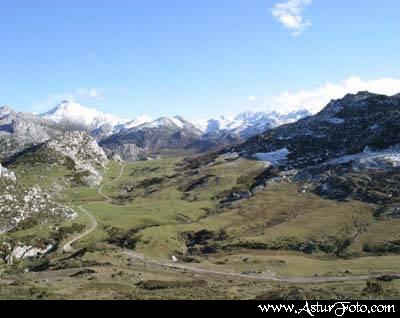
<box><xmin>63</xmin><ymin>164</ymin><xmax>126</xmax><ymax>253</ymax></box>
<box><xmin>65</xmin><ymin>163</ymin><xmax>400</xmax><ymax>284</ymax></box>
<box><xmin>98</xmin><ymin>164</ymin><xmax>126</xmax><ymax>202</ymax></box>
<box><xmin>63</xmin><ymin>206</ymin><xmax>98</xmax><ymax>253</ymax></box>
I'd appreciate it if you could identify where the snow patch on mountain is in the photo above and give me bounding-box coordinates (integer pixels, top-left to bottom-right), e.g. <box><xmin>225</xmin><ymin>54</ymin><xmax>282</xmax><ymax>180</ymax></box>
<box><xmin>132</xmin><ymin>116</ymin><xmax>202</xmax><ymax>135</ymax></box>
<box><xmin>253</xmin><ymin>148</ymin><xmax>290</xmax><ymax>166</ymax></box>
<box><xmin>325</xmin><ymin>117</ymin><xmax>345</xmax><ymax>124</ymax></box>
<box><xmin>138</xmin><ymin>117</ymin><xmax>178</xmax><ymax>129</ymax></box>
<box><xmin>204</xmin><ymin>110</ymin><xmax>311</xmax><ymax>137</ymax></box>
<box><xmin>123</xmin><ymin>114</ymin><xmax>152</xmax><ymax>129</ymax></box>
<box><xmin>325</xmin><ymin>145</ymin><xmax>400</xmax><ymax>170</ymax></box>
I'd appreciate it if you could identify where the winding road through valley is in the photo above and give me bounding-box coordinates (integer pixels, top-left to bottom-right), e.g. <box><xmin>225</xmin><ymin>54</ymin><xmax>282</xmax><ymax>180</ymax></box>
<box><xmin>98</xmin><ymin>164</ymin><xmax>126</xmax><ymax>202</ymax></box>
<box><xmin>62</xmin><ymin>164</ymin><xmax>126</xmax><ymax>253</ymax></box>
<box><xmin>63</xmin><ymin>206</ymin><xmax>97</xmax><ymax>253</ymax></box>
<box><xmin>63</xmin><ymin>164</ymin><xmax>400</xmax><ymax>284</ymax></box>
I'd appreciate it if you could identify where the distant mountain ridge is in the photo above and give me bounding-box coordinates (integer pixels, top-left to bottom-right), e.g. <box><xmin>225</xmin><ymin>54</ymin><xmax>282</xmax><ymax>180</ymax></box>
<box><xmin>39</xmin><ymin>99</ymin><xmax>311</xmax><ymax>137</ymax></box>
<box><xmin>0</xmin><ymin>99</ymin><xmax>312</xmax><ymax>161</ymax></box>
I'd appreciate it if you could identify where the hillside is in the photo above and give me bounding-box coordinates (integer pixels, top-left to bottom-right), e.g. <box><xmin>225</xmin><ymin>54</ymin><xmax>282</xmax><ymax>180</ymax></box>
<box><xmin>236</xmin><ymin>92</ymin><xmax>400</xmax><ymax>168</ymax></box>
<box><xmin>0</xmin><ymin>106</ymin><xmax>66</xmax><ymax>162</ymax></box>
<box><xmin>99</xmin><ymin>118</ymin><xmax>202</xmax><ymax>160</ymax></box>
<box><xmin>1</xmin><ymin>91</ymin><xmax>400</xmax><ymax>300</ymax></box>
<box><xmin>0</xmin><ymin>163</ymin><xmax>76</xmax><ymax>236</ymax></box>
<box><xmin>8</xmin><ymin>131</ymin><xmax>108</xmax><ymax>186</ymax></box>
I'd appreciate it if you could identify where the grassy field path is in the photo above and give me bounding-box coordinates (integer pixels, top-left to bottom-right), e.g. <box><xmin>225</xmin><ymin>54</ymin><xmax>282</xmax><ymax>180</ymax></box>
<box><xmin>63</xmin><ymin>164</ymin><xmax>126</xmax><ymax>253</ymax></box>
<box><xmin>98</xmin><ymin>163</ymin><xmax>126</xmax><ymax>202</ymax></box>
<box><xmin>63</xmin><ymin>206</ymin><xmax>98</xmax><ymax>253</ymax></box>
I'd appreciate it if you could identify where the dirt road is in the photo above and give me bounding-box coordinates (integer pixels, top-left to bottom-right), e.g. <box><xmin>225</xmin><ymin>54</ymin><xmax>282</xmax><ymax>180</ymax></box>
<box><xmin>63</xmin><ymin>164</ymin><xmax>126</xmax><ymax>252</ymax></box>
<box><xmin>122</xmin><ymin>250</ymin><xmax>400</xmax><ymax>284</ymax></box>
<box><xmin>63</xmin><ymin>206</ymin><xmax>98</xmax><ymax>253</ymax></box>
<box><xmin>64</xmin><ymin>163</ymin><xmax>400</xmax><ymax>283</ymax></box>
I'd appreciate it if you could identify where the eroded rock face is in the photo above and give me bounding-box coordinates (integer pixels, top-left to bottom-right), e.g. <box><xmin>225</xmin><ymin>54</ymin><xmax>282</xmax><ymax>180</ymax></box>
<box><xmin>102</xmin><ymin>143</ymin><xmax>147</xmax><ymax>162</ymax></box>
<box><xmin>0</xmin><ymin>163</ymin><xmax>16</xmax><ymax>181</ymax></box>
<box><xmin>45</xmin><ymin>131</ymin><xmax>108</xmax><ymax>186</ymax></box>
<box><xmin>11</xmin><ymin>244</ymin><xmax>54</xmax><ymax>261</ymax></box>
<box><xmin>0</xmin><ymin>243</ymin><xmax>55</xmax><ymax>264</ymax></box>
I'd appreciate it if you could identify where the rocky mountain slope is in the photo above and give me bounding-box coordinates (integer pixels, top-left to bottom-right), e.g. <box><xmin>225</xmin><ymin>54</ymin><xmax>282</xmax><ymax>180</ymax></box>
<box><xmin>224</xmin><ymin>91</ymin><xmax>400</xmax><ymax>208</ymax></box>
<box><xmin>8</xmin><ymin>131</ymin><xmax>108</xmax><ymax>186</ymax></box>
<box><xmin>99</xmin><ymin>117</ymin><xmax>202</xmax><ymax>161</ymax></box>
<box><xmin>97</xmin><ymin>110</ymin><xmax>311</xmax><ymax>159</ymax></box>
<box><xmin>0</xmin><ymin>106</ymin><xmax>65</xmax><ymax>162</ymax></box>
<box><xmin>0</xmin><ymin>131</ymin><xmax>108</xmax><ymax>263</ymax></box>
<box><xmin>45</xmin><ymin>131</ymin><xmax>108</xmax><ymax>185</ymax></box>
<box><xmin>0</xmin><ymin>163</ymin><xmax>76</xmax><ymax>235</ymax></box>
<box><xmin>236</xmin><ymin>92</ymin><xmax>400</xmax><ymax>169</ymax></box>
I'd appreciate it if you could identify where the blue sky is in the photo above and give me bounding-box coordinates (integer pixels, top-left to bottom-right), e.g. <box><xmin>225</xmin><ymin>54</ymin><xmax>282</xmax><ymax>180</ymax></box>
<box><xmin>1</xmin><ymin>0</ymin><xmax>400</xmax><ymax>119</ymax></box>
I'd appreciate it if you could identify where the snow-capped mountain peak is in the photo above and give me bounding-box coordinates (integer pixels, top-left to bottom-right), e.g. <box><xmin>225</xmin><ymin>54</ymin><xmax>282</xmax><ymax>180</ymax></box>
<box><xmin>40</xmin><ymin>100</ymin><xmax>124</xmax><ymax>130</ymax></box>
<box><xmin>234</xmin><ymin>111</ymin><xmax>265</xmax><ymax>122</ymax></box>
<box><xmin>204</xmin><ymin>109</ymin><xmax>311</xmax><ymax>137</ymax></box>
<box><xmin>132</xmin><ymin>116</ymin><xmax>202</xmax><ymax>135</ymax></box>
<box><xmin>136</xmin><ymin>117</ymin><xmax>176</xmax><ymax>129</ymax></box>
<box><xmin>123</xmin><ymin>114</ymin><xmax>152</xmax><ymax>129</ymax></box>
<box><xmin>37</xmin><ymin>100</ymin><xmax>311</xmax><ymax>140</ymax></box>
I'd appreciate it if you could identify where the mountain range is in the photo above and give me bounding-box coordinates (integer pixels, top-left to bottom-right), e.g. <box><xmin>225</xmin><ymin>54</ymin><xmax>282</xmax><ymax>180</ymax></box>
<box><xmin>1</xmin><ymin>90</ymin><xmax>400</xmax><ymax>300</ymax></box>
<box><xmin>0</xmin><ymin>100</ymin><xmax>311</xmax><ymax>161</ymax></box>
<box><xmin>39</xmin><ymin>99</ymin><xmax>312</xmax><ymax>136</ymax></box>
<box><xmin>3</xmin><ymin>91</ymin><xmax>399</xmax><ymax>168</ymax></box>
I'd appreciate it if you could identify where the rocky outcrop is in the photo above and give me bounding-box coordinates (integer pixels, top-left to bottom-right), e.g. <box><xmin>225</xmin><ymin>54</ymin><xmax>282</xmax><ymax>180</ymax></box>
<box><xmin>0</xmin><ymin>166</ymin><xmax>76</xmax><ymax>234</ymax></box>
<box><xmin>102</xmin><ymin>143</ymin><xmax>147</xmax><ymax>162</ymax></box>
<box><xmin>0</xmin><ymin>242</ymin><xmax>55</xmax><ymax>264</ymax></box>
<box><xmin>10</xmin><ymin>244</ymin><xmax>54</xmax><ymax>263</ymax></box>
<box><xmin>45</xmin><ymin>131</ymin><xmax>108</xmax><ymax>186</ymax></box>
<box><xmin>0</xmin><ymin>163</ymin><xmax>16</xmax><ymax>181</ymax></box>
<box><xmin>91</xmin><ymin>123</ymin><xmax>114</xmax><ymax>141</ymax></box>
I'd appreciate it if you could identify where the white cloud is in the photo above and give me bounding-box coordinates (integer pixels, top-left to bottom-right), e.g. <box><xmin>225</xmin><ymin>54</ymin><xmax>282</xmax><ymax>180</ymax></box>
<box><xmin>76</xmin><ymin>88</ymin><xmax>102</xmax><ymax>98</ymax></box>
<box><xmin>267</xmin><ymin>76</ymin><xmax>400</xmax><ymax>114</ymax></box>
<box><xmin>248</xmin><ymin>96</ymin><xmax>257</xmax><ymax>102</ymax></box>
<box><xmin>272</xmin><ymin>0</ymin><xmax>313</xmax><ymax>36</ymax></box>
